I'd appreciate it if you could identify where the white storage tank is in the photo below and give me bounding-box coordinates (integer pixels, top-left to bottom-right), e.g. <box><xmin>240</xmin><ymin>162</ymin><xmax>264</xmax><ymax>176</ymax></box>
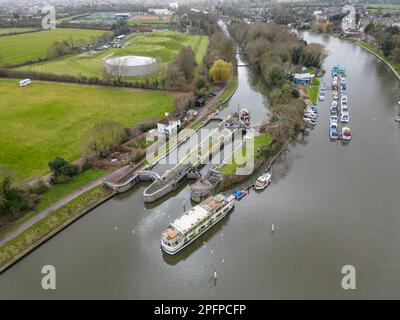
<box><xmin>104</xmin><ymin>55</ymin><xmax>157</xmax><ymax>77</ymax></box>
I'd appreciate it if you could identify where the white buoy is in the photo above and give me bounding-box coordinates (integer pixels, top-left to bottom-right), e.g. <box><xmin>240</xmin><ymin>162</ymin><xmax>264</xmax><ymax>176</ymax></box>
<box><xmin>272</xmin><ymin>224</ymin><xmax>275</xmax><ymax>233</ymax></box>
<box><xmin>115</xmin><ymin>227</ymin><xmax>118</xmax><ymax>231</ymax></box>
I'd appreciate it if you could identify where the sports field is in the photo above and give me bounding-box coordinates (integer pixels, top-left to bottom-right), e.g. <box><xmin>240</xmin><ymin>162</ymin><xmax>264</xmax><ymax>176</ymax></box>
<box><xmin>131</xmin><ymin>15</ymin><xmax>175</xmax><ymax>25</ymax></box>
<box><xmin>17</xmin><ymin>31</ymin><xmax>209</xmax><ymax>79</ymax></box>
<box><xmin>363</xmin><ymin>3</ymin><xmax>400</xmax><ymax>13</ymax></box>
<box><xmin>0</xmin><ymin>28</ymin><xmax>38</xmax><ymax>36</ymax></box>
<box><xmin>0</xmin><ymin>79</ymin><xmax>176</xmax><ymax>179</ymax></box>
<box><xmin>0</xmin><ymin>28</ymin><xmax>112</xmax><ymax>66</ymax></box>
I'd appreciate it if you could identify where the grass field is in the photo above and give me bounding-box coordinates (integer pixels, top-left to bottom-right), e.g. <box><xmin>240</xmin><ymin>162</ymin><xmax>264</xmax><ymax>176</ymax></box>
<box><xmin>363</xmin><ymin>3</ymin><xmax>400</xmax><ymax>13</ymax></box>
<box><xmin>130</xmin><ymin>15</ymin><xmax>176</xmax><ymax>25</ymax></box>
<box><xmin>17</xmin><ymin>31</ymin><xmax>209</xmax><ymax>79</ymax></box>
<box><xmin>0</xmin><ymin>28</ymin><xmax>38</xmax><ymax>36</ymax></box>
<box><xmin>305</xmin><ymin>77</ymin><xmax>320</xmax><ymax>105</ymax></box>
<box><xmin>0</xmin><ymin>78</ymin><xmax>176</xmax><ymax>179</ymax></box>
<box><xmin>0</xmin><ymin>28</ymin><xmax>112</xmax><ymax>66</ymax></box>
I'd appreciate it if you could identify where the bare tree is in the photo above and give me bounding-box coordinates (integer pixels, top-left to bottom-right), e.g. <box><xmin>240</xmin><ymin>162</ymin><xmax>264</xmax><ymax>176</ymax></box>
<box><xmin>101</xmin><ymin>57</ymin><xmax>126</xmax><ymax>85</ymax></box>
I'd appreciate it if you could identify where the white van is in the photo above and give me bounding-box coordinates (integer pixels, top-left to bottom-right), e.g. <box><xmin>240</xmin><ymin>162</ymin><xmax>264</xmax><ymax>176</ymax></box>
<box><xmin>19</xmin><ymin>79</ymin><xmax>32</xmax><ymax>87</ymax></box>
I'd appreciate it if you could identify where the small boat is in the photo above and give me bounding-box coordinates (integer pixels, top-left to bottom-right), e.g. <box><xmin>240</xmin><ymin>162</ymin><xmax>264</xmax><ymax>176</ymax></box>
<box><xmin>233</xmin><ymin>189</ymin><xmax>247</xmax><ymax>200</ymax></box>
<box><xmin>240</xmin><ymin>108</ymin><xmax>250</xmax><ymax>128</ymax></box>
<box><xmin>394</xmin><ymin>113</ymin><xmax>400</xmax><ymax>123</ymax></box>
<box><xmin>308</xmin><ymin>105</ymin><xmax>318</xmax><ymax>114</ymax></box>
<box><xmin>319</xmin><ymin>93</ymin><xmax>325</xmax><ymax>101</ymax></box>
<box><xmin>341</xmin><ymin>113</ymin><xmax>350</xmax><ymax>123</ymax></box>
<box><xmin>304</xmin><ymin>111</ymin><xmax>317</xmax><ymax>119</ymax></box>
<box><xmin>254</xmin><ymin>172</ymin><xmax>272</xmax><ymax>190</ymax></box>
<box><xmin>332</xmin><ymin>66</ymin><xmax>339</xmax><ymax>77</ymax></box>
<box><xmin>304</xmin><ymin>117</ymin><xmax>317</xmax><ymax>125</ymax></box>
<box><xmin>330</xmin><ymin>128</ymin><xmax>339</xmax><ymax>140</ymax></box>
<box><xmin>341</xmin><ymin>127</ymin><xmax>352</xmax><ymax>141</ymax></box>
<box><xmin>330</xmin><ymin>115</ymin><xmax>338</xmax><ymax>124</ymax></box>
<box><xmin>341</xmin><ymin>104</ymin><xmax>349</xmax><ymax>112</ymax></box>
<box><xmin>330</xmin><ymin>105</ymin><xmax>337</xmax><ymax>114</ymax></box>
<box><xmin>329</xmin><ymin>122</ymin><xmax>339</xmax><ymax>140</ymax></box>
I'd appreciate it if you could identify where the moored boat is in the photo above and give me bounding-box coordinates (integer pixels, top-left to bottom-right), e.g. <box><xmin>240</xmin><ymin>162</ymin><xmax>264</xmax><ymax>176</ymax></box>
<box><xmin>161</xmin><ymin>194</ymin><xmax>234</xmax><ymax>255</ymax></box>
<box><xmin>394</xmin><ymin>113</ymin><xmax>400</xmax><ymax>123</ymax></box>
<box><xmin>254</xmin><ymin>172</ymin><xmax>272</xmax><ymax>190</ymax></box>
<box><xmin>341</xmin><ymin>127</ymin><xmax>352</xmax><ymax>141</ymax></box>
<box><xmin>233</xmin><ymin>189</ymin><xmax>247</xmax><ymax>200</ymax></box>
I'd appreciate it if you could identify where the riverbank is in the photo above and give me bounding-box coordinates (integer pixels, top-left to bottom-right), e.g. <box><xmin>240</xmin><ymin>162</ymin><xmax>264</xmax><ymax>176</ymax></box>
<box><xmin>355</xmin><ymin>40</ymin><xmax>400</xmax><ymax>80</ymax></box>
<box><xmin>0</xmin><ymin>185</ymin><xmax>114</xmax><ymax>273</ymax></box>
<box><xmin>0</xmin><ymin>168</ymin><xmax>109</xmax><ymax>242</ymax></box>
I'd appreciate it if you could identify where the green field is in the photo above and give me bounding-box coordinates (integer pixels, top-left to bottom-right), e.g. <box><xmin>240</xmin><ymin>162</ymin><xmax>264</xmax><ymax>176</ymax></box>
<box><xmin>363</xmin><ymin>3</ymin><xmax>400</xmax><ymax>12</ymax></box>
<box><xmin>305</xmin><ymin>77</ymin><xmax>320</xmax><ymax>104</ymax></box>
<box><xmin>0</xmin><ymin>79</ymin><xmax>176</xmax><ymax>179</ymax></box>
<box><xmin>0</xmin><ymin>28</ymin><xmax>112</xmax><ymax>66</ymax></box>
<box><xmin>0</xmin><ymin>28</ymin><xmax>38</xmax><ymax>36</ymax></box>
<box><xmin>17</xmin><ymin>31</ymin><xmax>209</xmax><ymax>79</ymax></box>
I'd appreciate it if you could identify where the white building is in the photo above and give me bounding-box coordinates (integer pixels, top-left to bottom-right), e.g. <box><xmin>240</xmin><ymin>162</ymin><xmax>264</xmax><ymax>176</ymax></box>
<box><xmin>149</xmin><ymin>8</ymin><xmax>172</xmax><ymax>16</ymax></box>
<box><xmin>157</xmin><ymin>113</ymin><xmax>180</xmax><ymax>135</ymax></box>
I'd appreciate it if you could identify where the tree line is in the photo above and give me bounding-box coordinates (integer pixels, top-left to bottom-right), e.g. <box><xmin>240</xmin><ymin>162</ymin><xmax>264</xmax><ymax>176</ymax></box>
<box><xmin>229</xmin><ymin>19</ymin><xmax>325</xmax><ymax>146</ymax></box>
<box><xmin>364</xmin><ymin>22</ymin><xmax>400</xmax><ymax>61</ymax></box>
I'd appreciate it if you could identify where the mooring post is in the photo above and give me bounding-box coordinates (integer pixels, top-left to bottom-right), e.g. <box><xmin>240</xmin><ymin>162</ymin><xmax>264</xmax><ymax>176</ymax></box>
<box><xmin>214</xmin><ymin>271</ymin><xmax>217</xmax><ymax>286</ymax></box>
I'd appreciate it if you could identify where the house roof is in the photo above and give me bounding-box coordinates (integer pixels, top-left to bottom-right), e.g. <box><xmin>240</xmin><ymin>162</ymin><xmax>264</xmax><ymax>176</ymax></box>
<box><xmin>293</xmin><ymin>73</ymin><xmax>315</xmax><ymax>80</ymax></box>
<box><xmin>158</xmin><ymin>114</ymin><xmax>177</xmax><ymax>126</ymax></box>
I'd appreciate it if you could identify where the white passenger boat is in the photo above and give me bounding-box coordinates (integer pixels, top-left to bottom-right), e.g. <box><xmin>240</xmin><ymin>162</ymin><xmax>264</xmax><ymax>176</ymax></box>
<box><xmin>161</xmin><ymin>194</ymin><xmax>234</xmax><ymax>255</ymax></box>
<box><xmin>255</xmin><ymin>172</ymin><xmax>272</xmax><ymax>190</ymax></box>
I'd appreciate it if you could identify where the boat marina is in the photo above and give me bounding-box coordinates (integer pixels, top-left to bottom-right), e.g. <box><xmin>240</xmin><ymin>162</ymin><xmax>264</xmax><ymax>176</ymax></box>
<box><xmin>330</xmin><ymin>65</ymin><xmax>352</xmax><ymax>142</ymax></box>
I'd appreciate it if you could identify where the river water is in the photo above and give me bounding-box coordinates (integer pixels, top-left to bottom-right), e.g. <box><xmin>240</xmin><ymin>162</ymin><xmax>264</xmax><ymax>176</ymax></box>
<box><xmin>0</xmin><ymin>32</ymin><xmax>399</xmax><ymax>299</ymax></box>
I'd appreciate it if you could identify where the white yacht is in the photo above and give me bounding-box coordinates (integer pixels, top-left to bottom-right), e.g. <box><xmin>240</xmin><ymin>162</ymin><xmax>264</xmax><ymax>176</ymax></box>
<box><xmin>255</xmin><ymin>172</ymin><xmax>272</xmax><ymax>190</ymax></box>
<box><xmin>161</xmin><ymin>194</ymin><xmax>234</xmax><ymax>255</ymax></box>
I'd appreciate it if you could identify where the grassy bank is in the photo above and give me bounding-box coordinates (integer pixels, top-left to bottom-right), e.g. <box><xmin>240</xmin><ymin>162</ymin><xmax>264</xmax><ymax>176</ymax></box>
<box><xmin>17</xmin><ymin>31</ymin><xmax>209</xmax><ymax>80</ymax></box>
<box><xmin>357</xmin><ymin>40</ymin><xmax>400</xmax><ymax>75</ymax></box>
<box><xmin>0</xmin><ymin>78</ymin><xmax>176</xmax><ymax>180</ymax></box>
<box><xmin>218</xmin><ymin>133</ymin><xmax>272</xmax><ymax>176</ymax></box>
<box><xmin>305</xmin><ymin>77</ymin><xmax>320</xmax><ymax>104</ymax></box>
<box><xmin>0</xmin><ymin>184</ymin><xmax>111</xmax><ymax>270</ymax></box>
<box><xmin>0</xmin><ymin>168</ymin><xmax>109</xmax><ymax>240</ymax></box>
<box><xmin>218</xmin><ymin>75</ymin><xmax>238</xmax><ymax>104</ymax></box>
<box><xmin>0</xmin><ymin>28</ymin><xmax>112</xmax><ymax>66</ymax></box>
